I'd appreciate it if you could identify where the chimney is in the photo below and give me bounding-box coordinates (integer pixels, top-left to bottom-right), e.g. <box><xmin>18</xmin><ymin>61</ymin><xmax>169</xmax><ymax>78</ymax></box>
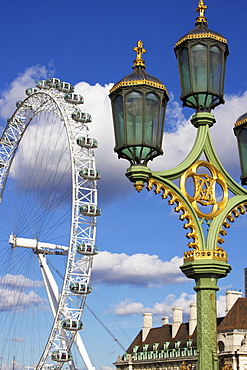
<box><xmin>189</xmin><ymin>303</ymin><xmax>197</xmax><ymax>335</ymax></box>
<box><xmin>225</xmin><ymin>290</ymin><xmax>242</xmax><ymax>314</ymax></box>
<box><xmin>172</xmin><ymin>307</ymin><xmax>183</xmax><ymax>338</ymax></box>
<box><xmin>161</xmin><ymin>316</ymin><xmax>169</xmax><ymax>326</ymax></box>
<box><xmin>142</xmin><ymin>313</ymin><xmax>152</xmax><ymax>342</ymax></box>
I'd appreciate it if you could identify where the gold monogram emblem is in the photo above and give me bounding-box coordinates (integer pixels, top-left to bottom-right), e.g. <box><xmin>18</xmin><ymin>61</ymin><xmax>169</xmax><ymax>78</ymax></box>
<box><xmin>180</xmin><ymin>161</ymin><xmax>228</xmax><ymax>219</ymax></box>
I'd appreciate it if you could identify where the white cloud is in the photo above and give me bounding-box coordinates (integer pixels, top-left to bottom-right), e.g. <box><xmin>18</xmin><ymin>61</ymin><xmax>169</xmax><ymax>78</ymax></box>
<box><xmin>113</xmin><ymin>292</ymin><xmax>195</xmax><ymax>317</ymax></box>
<box><xmin>113</xmin><ymin>291</ymin><xmax>228</xmax><ymax>319</ymax></box>
<box><xmin>0</xmin><ymin>65</ymin><xmax>47</xmax><ymax>121</ymax></box>
<box><xmin>11</xmin><ymin>337</ymin><xmax>25</xmax><ymax>343</ymax></box>
<box><xmin>0</xmin><ymin>274</ymin><xmax>44</xmax><ymax>289</ymax></box>
<box><xmin>0</xmin><ymin>288</ymin><xmax>48</xmax><ymax>311</ymax></box>
<box><xmin>91</xmin><ymin>251</ymin><xmax>186</xmax><ymax>287</ymax></box>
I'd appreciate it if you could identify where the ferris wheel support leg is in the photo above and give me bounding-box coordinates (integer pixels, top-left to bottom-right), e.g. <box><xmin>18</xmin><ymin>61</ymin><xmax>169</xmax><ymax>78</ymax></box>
<box><xmin>74</xmin><ymin>333</ymin><xmax>96</xmax><ymax>370</ymax></box>
<box><xmin>38</xmin><ymin>254</ymin><xmax>59</xmax><ymax>316</ymax></box>
<box><xmin>37</xmin><ymin>254</ymin><xmax>95</xmax><ymax>370</ymax></box>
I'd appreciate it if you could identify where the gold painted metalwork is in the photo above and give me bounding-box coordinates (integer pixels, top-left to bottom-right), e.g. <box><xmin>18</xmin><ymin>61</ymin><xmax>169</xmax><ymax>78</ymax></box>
<box><xmin>180</xmin><ymin>361</ymin><xmax>192</xmax><ymax>370</ymax></box>
<box><xmin>184</xmin><ymin>248</ymin><xmax>228</xmax><ymax>263</ymax></box>
<box><xmin>109</xmin><ymin>79</ymin><xmax>168</xmax><ymax>94</ymax></box>
<box><xmin>180</xmin><ymin>161</ymin><xmax>228</xmax><ymax>219</ymax></box>
<box><xmin>134</xmin><ymin>181</ymin><xmax>144</xmax><ymax>193</ymax></box>
<box><xmin>146</xmin><ymin>178</ymin><xmax>200</xmax><ymax>250</ymax></box>
<box><xmin>234</xmin><ymin>117</ymin><xmax>247</xmax><ymax>128</ymax></box>
<box><xmin>133</xmin><ymin>40</ymin><xmax>146</xmax><ymax>68</ymax></box>
<box><xmin>218</xmin><ymin>202</ymin><xmax>247</xmax><ymax>245</ymax></box>
<box><xmin>196</xmin><ymin>0</ymin><xmax>208</xmax><ymax>25</ymax></box>
<box><xmin>175</xmin><ymin>33</ymin><xmax>227</xmax><ymax>47</ymax></box>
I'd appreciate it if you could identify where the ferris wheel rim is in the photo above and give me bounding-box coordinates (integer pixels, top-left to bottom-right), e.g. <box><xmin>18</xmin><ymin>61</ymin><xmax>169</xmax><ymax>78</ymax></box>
<box><xmin>0</xmin><ymin>84</ymin><xmax>99</xmax><ymax>369</ymax></box>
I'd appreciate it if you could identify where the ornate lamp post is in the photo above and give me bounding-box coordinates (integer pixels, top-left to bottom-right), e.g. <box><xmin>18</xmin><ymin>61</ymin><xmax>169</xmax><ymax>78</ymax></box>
<box><xmin>110</xmin><ymin>2</ymin><xmax>247</xmax><ymax>370</ymax></box>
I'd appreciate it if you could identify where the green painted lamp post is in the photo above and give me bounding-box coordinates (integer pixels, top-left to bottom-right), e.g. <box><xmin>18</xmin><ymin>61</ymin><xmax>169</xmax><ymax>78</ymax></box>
<box><xmin>109</xmin><ymin>2</ymin><xmax>247</xmax><ymax>370</ymax></box>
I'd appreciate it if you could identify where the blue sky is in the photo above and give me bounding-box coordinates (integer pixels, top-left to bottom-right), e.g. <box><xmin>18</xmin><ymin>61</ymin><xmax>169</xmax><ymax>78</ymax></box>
<box><xmin>1</xmin><ymin>1</ymin><xmax>247</xmax><ymax>370</ymax></box>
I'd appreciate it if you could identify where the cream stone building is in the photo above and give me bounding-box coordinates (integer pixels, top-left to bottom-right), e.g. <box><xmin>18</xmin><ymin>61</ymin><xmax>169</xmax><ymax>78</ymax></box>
<box><xmin>114</xmin><ymin>291</ymin><xmax>247</xmax><ymax>370</ymax></box>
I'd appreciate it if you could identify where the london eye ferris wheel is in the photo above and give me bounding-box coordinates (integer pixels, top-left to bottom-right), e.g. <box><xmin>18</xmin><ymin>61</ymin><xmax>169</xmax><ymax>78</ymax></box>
<box><xmin>0</xmin><ymin>78</ymin><xmax>100</xmax><ymax>370</ymax></box>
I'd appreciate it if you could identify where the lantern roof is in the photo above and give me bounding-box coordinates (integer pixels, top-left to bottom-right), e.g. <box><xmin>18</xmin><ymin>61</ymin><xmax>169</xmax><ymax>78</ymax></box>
<box><xmin>175</xmin><ymin>1</ymin><xmax>228</xmax><ymax>49</ymax></box>
<box><xmin>234</xmin><ymin>112</ymin><xmax>247</xmax><ymax>129</ymax></box>
<box><xmin>109</xmin><ymin>41</ymin><xmax>168</xmax><ymax>96</ymax></box>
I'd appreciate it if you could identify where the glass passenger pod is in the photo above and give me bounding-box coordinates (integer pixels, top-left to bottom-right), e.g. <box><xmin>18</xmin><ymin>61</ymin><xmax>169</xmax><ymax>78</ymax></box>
<box><xmin>51</xmin><ymin>351</ymin><xmax>72</xmax><ymax>363</ymax></box>
<box><xmin>69</xmin><ymin>282</ymin><xmax>92</xmax><ymax>294</ymax></box>
<box><xmin>56</xmin><ymin>82</ymin><xmax>75</xmax><ymax>93</ymax></box>
<box><xmin>45</xmin><ymin>78</ymin><xmax>61</xmax><ymax>87</ymax></box>
<box><xmin>36</xmin><ymin>80</ymin><xmax>50</xmax><ymax>89</ymax></box>
<box><xmin>16</xmin><ymin>100</ymin><xmax>22</xmax><ymax>108</ymax></box>
<box><xmin>61</xmin><ymin>319</ymin><xmax>83</xmax><ymax>331</ymax></box>
<box><xmin>79</xmin><ymin>204</ymin><xmax>101</xmax><ymax>217</ymax></box>
<box><xmin>72</xmin><ymin>111</ymin><xmax>92</xmax><ymax>123</ymax></box>
<box><xmin>64</xmin><ymin>93</ymin><xmax>84</xmax><ymax>104</ymax></box>
<box><xmin>25</xmin><ymin>88</ymin><xmax>38</xmax><ymax>96</ymax></box>
<box><xmin>43</xmin><ymin>365</ymin><xmax>61</xmax><ymax>370</ymax></box>
<box><xmin>77</xmin><ymin>242</ymin><xmax>98</xmax><ymax>255</ymax></box>
<box><xmin>79</xmin><ymin>168</ymin><xmax>101</xmax><ymax>180</ymax></box>
<box><xmin>77</xmin><ymin>136</ymin><xmax>98</xmax><ymax>148</ymax></box>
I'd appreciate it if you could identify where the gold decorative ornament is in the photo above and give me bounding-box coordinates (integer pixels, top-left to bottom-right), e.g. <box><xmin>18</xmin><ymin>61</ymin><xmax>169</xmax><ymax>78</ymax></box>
<box><xmin>234</xmin><ymin>116</ymin><xmax>247</xmax><ymax>128</ymax></box>
<box><xmin>133</xmin><ymin>40</ymin><xmax>146</xmax><ymax>68</ymax></box>
<box><xmin>184</xmin><ymin>248</ymin><xmax>228</xmax><ymax>263</ymax></box>
<box><xmin>218</xmin><ymin>202</ymin><xmax>247</xmax><ymax>245</ymax></box>
<box><xmin>146</xmin><ymin>178</ymin><xmax>200</xmax><ymax>250</ymax></box>
<box><xmin>109</xmin><ymin>79</ymin><xmax>167</xmax><ymax>94</ymax></box>
<box><xmin>196</xmin><ymin>0</ymin><xmax>208</xmax><ymax>25</ymax></box>
<box><xmin>180</xmin><ymin>161</ymin><xmax>228</xmax><ymax>219</ymax></box>
<box><xmin>175</xmin><ymin>33</ymin><xmax>228</xmax><ymax>47</ymax></box>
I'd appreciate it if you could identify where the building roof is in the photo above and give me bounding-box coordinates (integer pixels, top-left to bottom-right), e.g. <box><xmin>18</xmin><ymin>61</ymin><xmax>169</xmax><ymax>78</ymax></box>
<box><xmin>125</xmin><ymin>298</ymin><xmax>247</xmax><ymax>355</ymax></box>
<box><xmin>218</xmin><ymin>298</ymin><xmax>247</xmax><ymax>331</ymax></box>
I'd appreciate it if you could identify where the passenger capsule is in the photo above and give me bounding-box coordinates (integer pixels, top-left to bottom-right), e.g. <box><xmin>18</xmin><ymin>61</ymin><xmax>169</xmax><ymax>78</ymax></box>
<box><xmin>51</xmin><ymin>351</ymin><xmax>72</xmax><ymax>363</ymax></box>
<box><xmin>36</xmin><ymin>80</ymin><xmax>50</xmax><ymax>89</ymax></box>
<box><xmin>79</xmin><ymin>168</ymin><xmax>101</xmax><ymax>180</ymax></box>
<box><xmin>26</xmin><ymin>88</ymin><xmax>38</xmax><ymax>96</ymax></box>
<box><xmin>64</xmin><ymin>93</ymin><xmax>84</xmax><ymax>104</ymax></box>
<box><xmin>79</xmin><ymin>204</ymin><xmax>101</xmax><ymax>217</ymax></box>
<box><xmin>56</xmin><ymin>82</ymin><xmax>74</xmax><ymax>93</ymax></box>
<box><xmin>77</xmin><ymin>243</ymin><xmax>98</xmax><ymax>256</ymax></box>
<box><xmin>72</xmin><ymin>112</ymin><xmax>92</xmax><ymax>123</ymax></box>
<box><xmin>45</xmin><ymin>78</ymin><xmax>61</xmax><ymax>87</ymax></box>
<box><xmin>77</xmin><ymin>136</ymin><xmax>98</xmax><ymax>149</ymax></box>
<box><xmin>70</xmin><ymin>282</ymin><xmax>92</xmax><ymax>294</ymax></box>
<box><xmin>43</xmin><ymin>365</ymin><xmax>61</xmax><ymax>370</ymax></box>
<box><xmin>61</xmin><ymin>319</ymin><xmax>83</xmax><ymax>331</ymax></box>
<box><xmin>16</xmin><ymin>100</ymin><xmax>22</xmax><ymax>108</ymax></box>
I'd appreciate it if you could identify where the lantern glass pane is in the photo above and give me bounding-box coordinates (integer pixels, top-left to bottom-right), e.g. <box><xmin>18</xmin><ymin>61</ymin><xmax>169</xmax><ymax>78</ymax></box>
<box><xmin>144</xmin><ymin>93</ymin><xmax>160</xmax><ymax>146</ymax></box>
<box><xmin>112</xmin><ymin>94</ymin><xmax>124</xmax><ymax>149</ymax></box>
<box><xmin>191</xmin><ymin>44</ymin><xmax>207</xmax><ymax>92</ymax></box>
<box><xmin>179</xmin><ymin>47</ymin><xmax>190</xmax><ymax>96</ymax></box>
<box><xmin>238</xmin><ymin>128</ymin><xmax>247</xmax><ymax>178</ymax></box>
<box><xmin>209</xmin><ymin>45</ymin><xmax>222</xmax><ymax>94</ymax></box>
<box><xmin>125</xmin><ymin>91</ymin><xmax>143</xmax><ymax>145</ymax></box>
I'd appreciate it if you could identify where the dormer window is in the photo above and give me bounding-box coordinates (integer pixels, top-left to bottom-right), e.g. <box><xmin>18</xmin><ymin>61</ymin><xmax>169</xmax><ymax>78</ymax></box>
<box><xmin>187</xmin><ymin>339</ymin><xmax>193</xmax><ymax>347</ymax></box>
<box><xmin>164</xmin><ymin>342</ymin><xmax>170</xmax><ymax>350</ymax></box>
<box><xmin>153</xmin><ymin>343</ymin><xmax>159</xmax><ymax>351</ymax></box>
<box><xmin>132</xmin><ymin>346</ymin><xmax>139</xmax><ymax>353</ymax></box>
<box><xmin>143</xmin><ymin>344</ymin><xmax>149</xmax><ymax>352</ymax></box>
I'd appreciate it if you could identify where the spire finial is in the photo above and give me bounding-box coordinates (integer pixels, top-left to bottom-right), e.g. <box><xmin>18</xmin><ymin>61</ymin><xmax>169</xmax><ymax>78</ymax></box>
<box><xmin>196</xmin><ymin>0</ymin><xmax>208</xmax><ymax>26</ymax></box>
<box><xmin>133</xmin><ymin>40</ymin><xmax>146</xmax><ymax>68</ymax></box>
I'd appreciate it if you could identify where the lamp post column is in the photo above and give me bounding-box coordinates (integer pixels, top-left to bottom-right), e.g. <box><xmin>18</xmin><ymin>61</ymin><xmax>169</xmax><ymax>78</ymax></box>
<box><xmin>181</xmin><ymin>260</ymin><xmax>231</xmax><ymax>370</ymax></box>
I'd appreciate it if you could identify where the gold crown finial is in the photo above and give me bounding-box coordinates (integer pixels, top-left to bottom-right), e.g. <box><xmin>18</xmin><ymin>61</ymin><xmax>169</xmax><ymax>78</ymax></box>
<box><xmin>196</xmin><ymin>0</ymin><xmax>208</xmax><ymax>25</ymax></box>
<box><xmin>133</xmin><ymin>40</ymin><xmax>146</xmax><ymax>68</ymax></box>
